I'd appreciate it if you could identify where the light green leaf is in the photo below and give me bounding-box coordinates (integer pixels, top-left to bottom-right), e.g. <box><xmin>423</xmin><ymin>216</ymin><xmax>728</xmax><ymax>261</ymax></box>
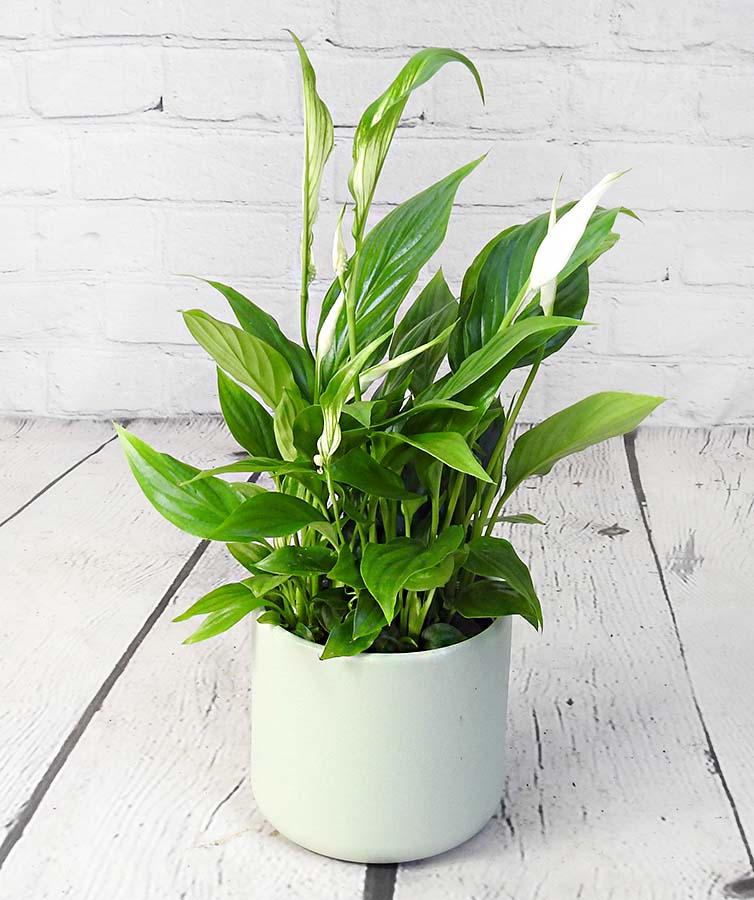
<box><xmin>505</xmin><ymin>392</ymin><xmax>664</xmax><ymax>495</ymax></box>
<box><xmin>211</xmin><ymin>493</ymin><xmax>327</xmax><ymax>542</ymax></box>
<box><xmin>496</xmin><ymin>513</ymin><xmax>545</xmax><ymax>526</ymax></box>
<box><xmin>256</xmin><ymin>545</ymin><xmax>336</xmax><ymax>576</ymax></box>
<box><xmin>328</xmin><ymin>544</ymin><xmax>365</xmax><ymax>590</ymax></box>
<box><xmin>183</xmin><ymin>601</ymin><xmax>260</xmax><ymax>644</ymax></box>
<box><xmin>353</xmin><ymin>592</ymin><xmax>387</xmax><ymax>640</ymax></box>
<box><xmin>321</xmin><ymin>610</ymin><xmax>380</xmax><ymax>659</ymax></box>
<box><xmin>421</xmin><ymin>622</ymin><xmax>465</xmax><ymax>649</ymax></box>
<box><xmin>217</xmin><ymin>368</ymin><xmax>279</xmax><ymax>459</ymax></box>
<box><xmin>183</xmin><ymin>309</ymin><xmax>295</xmax><ymax>408</ymax></box>
<box><xmin>174</xmin><ymin>579</ymin><xmax>282</xmax><ymax>623</ymax></box>
<box><xmin>274</xmin><ymin>387</ymin><xmax>306</xmax><ymax>461</ymax></box>
<box><xmin>349</xmin><ymin>48</ymin><xmax>484</xmax><ymax>243</ymax></box>
<box><xmin>115</xmin><ymin>425</ymin><xmax>240</xmax><ymax>539</ymax></box>
<box><xmin>390</xmin><ymin>432</ymin><xmax>493</xmax><ymax>483</ymax></box>
<box><xmin>226</xmin><ymin>542</ymin><xmax>270</xmax><ymax>571</ymax></box>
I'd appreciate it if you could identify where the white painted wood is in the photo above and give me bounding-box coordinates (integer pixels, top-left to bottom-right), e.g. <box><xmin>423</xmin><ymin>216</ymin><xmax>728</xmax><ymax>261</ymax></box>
<box><xmin>635</xmin><ymin>426</ymin><xmax>754</xmax><ymax>841</ymax></box>
<box><xmin>0</xmin><ymin>418</ymin><xmax>113</xmax><ymax>522</ymax></box>
<box><xmin>0</xmin><ymin>418</ymin><xmax>240</xmax><ymax>847</ymax></box>
<box><xmin>0</xmin><ymin>543</ymin><xmax>366</xmax><ymax>899</ymax></box>
<box><xmin>395</xmin><ymin>434</ymin><xmax>749</xmax><ymax>899</ymax></box>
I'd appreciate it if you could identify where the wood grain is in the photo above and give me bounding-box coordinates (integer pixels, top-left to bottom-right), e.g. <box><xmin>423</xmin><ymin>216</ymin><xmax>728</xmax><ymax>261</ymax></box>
<box><xmin>0</xmin><ymin>418</ymin><xmax>238</xmax><ymax>852</ymax></box>
<box><xmin>394</xmin><ymin>433</ymin><xmax>749</xmax><ymax>899</ymax></box>
<box><xmin>0</xmin><ymin>541</ymin><xmax>366</xmax><ymax>899</ymax></box>
<box><xmin>0</xmin><ymin>418</ymin><xmax>113</xmax><ymax>524</ymax></box>
<box><xmin>634</xmin><ymin>427</ymin><xmax>754</xmax><ymax>857</ymax></box>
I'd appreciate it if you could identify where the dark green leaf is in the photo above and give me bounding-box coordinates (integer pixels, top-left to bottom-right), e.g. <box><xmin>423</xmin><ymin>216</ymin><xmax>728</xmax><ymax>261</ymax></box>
<box><xmin>455</xmin><ymin>579</ymin><xmax>540</xmax><ymax>630</ymax></box>
<box><xmin>321</xmin><ymin>610</ymin><xmax>380</xmax><ymax>659</ymax></box>
<box><xmin>115</xmin><ymin>425</ymin><xmax>240</xmax><ymax>539</ymax></box>
<box><xmin>226</xmin><ymin>542</ymin><xmax>270</xmax><ymax>571</ymax></box>
<box><xmin>211</xmin><ymin>493</ymin><xmax>327</xmax><ymax>542</ymax></box>
<box><xmin>217</xmin><ymin>368</ymin><xmax>279</xmax><ymax>458</ymax></box>
<box><xmin>328</xmin><ymin>544</ymin><xmax>365</xmax><ymax>590</ymax></box>
<box><xmin>421</xmin><ymin>622</ymin><xmax>465</xmax><ymax>649</ymax></box>
<box><xmin>464</xmin><ymin>536</ymin><xmax>542</xmax><ymax>627</ymax></box>
<box><xmin>330</xmin><ymin>447</ymin><xmax>419</xmax><ymax>500</ymax></box>
<box><xmin>256</xmin><ymin>545</ymin><xmax>336</xmax><ymax>576</ymax></box>
<box><xmin>353</xmin><ymin>592</ymin><xmax>387</xmax><ymax>639</ymax></box>
<box><xmin>505</xmin><ymin>392</ymin><xmax>664</xmax><ymax>495</ymax></box>
<box><xmin>390</xmin><ymin>432</ymin><xmax>493</xmax><ymax>482</ymax></box>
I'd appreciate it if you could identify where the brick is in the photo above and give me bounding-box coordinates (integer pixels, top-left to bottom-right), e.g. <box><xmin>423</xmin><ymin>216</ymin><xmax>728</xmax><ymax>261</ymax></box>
<box><xmin>0</xmin><ymin>1</ymin><xmax>41</xmax><ymax>37</ymax></box>
<box><xmin>4</xmin><ymin>283</ymin><xmax>99</xmax><ymax>340</ymax></box>
<box><xmin>671</xmin><ymin>362</ymin><xmax>754</xmax><ymax>425</ymax></box>
<box><xmin>0</xmin><ymin>350</ymin><xmax>47</xmax><ymax>413</ymax></box>
<box><xmin>48</xmin><ymin>348</ymin><xmax>165</xmax><ymax>415</ymax></box>
<box><xmin>165</xmin><ymin>48</ymin><xmax>296</xmax><ymax>122</ymax></box>
<box><xmin>333</xmin><ymin>0</ymin><xmax>609</xmax><ymax>49</ymax></box>
<box><xmin>162</xmin><ymin>353</ymin><xmax>221</xmax><ymax>414</ymax></box>
<box><xmin>54</xmin><ymin>0</ymin><xmax>321</xmax><ymax>39</ymax></box>
<box><xmin>699</xmin><ymin>68</ymin><xmax>754</xmax><ymax>140</ymax></box>
<box><xmin>28</xmin><ymin>47</ymin><xmax>162</xmax><ymax>118</ymax></box>
<box><xmin>334</xmin><ymin>137</ymin><xmax>584</xmax><ymax>207</ymax></box>
<box><xmin>0</xmin><ymin>209</ymin><xmax>35</xmax><ymax>273</ymax></box>
<box><xmin>616</xmin><ymin>0</ymin><xmax>754</xmax><ymax>53</ymax></box>
<box><xmin>73</xmin><ymin>131</ymin><xmax>305</xmax><ymax>203</ymax></box>
<box><xmin>36</xmin><ymin>207</ymin><xmax>159</xmax><ymax>273</ymax></box>
<box><xmin>431</xmin><ymin>56</ymin><xmax>568</xmax><ymax>135</ymax></box>
<box><xmin>583</xmin><ymin>142</ymin><xmax>754</xmax><ymax>212</ymax></box>
<box><xmin>681</xmin><ymin>216</ymin><xmax>754</xmax><ymax>286</ymax></box>
<box><xmin>0</xmin><ymin>58</ymin><xmax>19</xmax><ymax>116</ymax></box>
<box><xmin>165</xmin><ymin>210</ymin><xmax>295</xmax><ymax>280</ymax></box>
<box><xmin>0</xmin><ymin>130</ymin><xmax>68</xmax><ymax>196</ymax></box>
<box><xmin>597</xmin><ymin>212</ymin><xmax>680</xmax><ymax>285</ymax></box>
<box><xmin>569</xmin><ymin>61</ymin><xmax>701</xmax><ymax>138</ymax></box>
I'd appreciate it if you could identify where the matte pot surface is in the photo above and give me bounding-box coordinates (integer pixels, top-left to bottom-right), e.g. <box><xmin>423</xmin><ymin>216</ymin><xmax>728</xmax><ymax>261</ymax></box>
<box><xmin>250</xmin><ymin>615</ymin><xmax>513</xmax><ymax>863</ymax></box>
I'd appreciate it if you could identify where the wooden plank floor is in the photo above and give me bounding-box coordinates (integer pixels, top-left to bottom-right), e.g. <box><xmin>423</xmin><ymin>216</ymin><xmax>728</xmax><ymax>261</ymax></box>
<box><xmin>0</xmin><ymin>419</ymin><xmax>752</xmax><ymax>900</ymax></box>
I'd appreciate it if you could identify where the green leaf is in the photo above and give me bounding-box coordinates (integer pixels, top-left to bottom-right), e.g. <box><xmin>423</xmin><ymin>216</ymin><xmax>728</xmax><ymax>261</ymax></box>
<box><xmin>421</xmin><ymin>622</ymin><xmax>465</xmax><ymax>649</ymax></box>
<box><xmin>256</xmin><ymin>545</ymin><xmax>336</xmax><ymax>576</ymax></box>
<box><xmin>361</xmin><ymin>320</ymin><xmax>457</xmax><ymax>394</ymax></box>
<box><xmin>216</xmin><ymin>368</ymin><xmax>279</xmax><ymax>459</ymax></box>
<box><xmin>229</xmin><ymin>481</ymin><xmax>268</xmax><ymax>500</ymax></box>
<box><xmin>321</xmin><ymin>610</ymin><xmax>380</xmax><ymax>659</ymax></box>
<box><xmin>115</xmin><ymin>425</ymin><xmax>240</xmax><ymax>539</ymax></box>
<box><xmin>292</xmin><ymin>404</ymin><xmax>324</xmax><ymax>458</ymax></box>
<box><xmin>173</xmin><ymin>579</ymin><xmax>282</xmax><ymax>622</ymax></box>
<box><xmin>183</xmin><ymin>309</ymin><xmax>295</xmax><ymax>408</ymax></box>
<box><xmin>380</xmin><ymin>269</ymin><xmax>458</xmax><ymax>396</ymax></box>
<box><xmin>497</xmin><ymin>513</ymin><xmax>545</xmax><ymax>525</ymax></box>
<box><xmin>390</xmin><ymin>432</ymin><xmax>493</xmax><ymax>483</ymax></box>
<box><xmin>464</xmin><ymin>536</ymin><xmax>542</xmax><ymax>628</ymax></box>
<box><xmin>360</xmin><ymin>527</ymin><xmax>464</xmax><ymax>622</ymax></box>
<box><xmin>183</xmin><ymin>601</ymin><xmax>260</xmax><ymax>644</ymax></box>
<box><xmin>328</xmin><ymin>544</ymin><xmax>365</xmax><ymax>590</ymax></box>
<box><xmin>455</xmin><ymin>579</ymin><xmax>540</xmax><ymax>630</ymax></box>
<box><xmin>210</xmin><ymin>493</ymin><xmax>327</xmax><ymax>542</ymax></box>
<box><xmin>403</xmin><ymin>553</ymin><xmax>454</xmax><ymax>591</ymax></box>
<box><xmin>201</xmin><ymin>280</ymin><xmax>314</xmax><ymax>398</ymax></box>
<box><xmin>349</xmin><ymin>48</ymin><xmax>483</xmax><ymax>243</ymax></box>
<box><xmin>330</xmin><ymin>447</ymin><xmax>419</xmax><ymax>500</ymax></box>
<box><xmin>321</xmin><ymin>158</ymin><xmax>484</xmax><ymax>378</ymax></box>
<box><xmin>505</xmin><ymin>392</ymin><xmax>664</xmax><ymax>495</ymax></box>
<box><xmin>226</xmin><ymin>542</ymin><xmax>270</xmax><ymax>571</ymax></box>
<box><xmin>182</xmin><ymin>458</ymin><xmax>312</xmax><ymax>482</ymax></box>
<box><xmin>353</xmin><ymin>592</ymin><xmax>387</xmax><ymax>640</ymax></box>
<box><xmin>274</xmin><ymin>387</ymin><xmax>306</xmax><ymax>461</ymax></box>
<box><xmin>289</xmin><ymin>32</ymin><xmax>334</xmax><ymax>287</ymax></box>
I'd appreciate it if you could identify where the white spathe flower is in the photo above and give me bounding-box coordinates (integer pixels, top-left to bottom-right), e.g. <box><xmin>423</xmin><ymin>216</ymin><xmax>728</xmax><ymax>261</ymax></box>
<box><xmin>332</xmin><ymin>203</ymin><xmax>348</xmax><ymax>278</ymax></box>
<box><xmin>529</xmin><ymin>170</ymin><xmax>626</xmax><ymax>292</ymax></box>
<box><xmin>539</xmin><ymin>174</ymin><xmax>563</xmax><ymax>317</ymax></box>
<box><xmin>315</xmin><ymin>291</ymin><xmax>345</xmax><ymax>364</ymax></box>
<box><xmin>316</xmin><ymin>405</ymin><xmax>342</xmax><ymax>467</ymax></box>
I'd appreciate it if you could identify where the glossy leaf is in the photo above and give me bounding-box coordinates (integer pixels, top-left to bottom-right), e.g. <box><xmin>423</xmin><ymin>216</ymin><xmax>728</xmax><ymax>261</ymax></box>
<box><xmin>349</xmin><ymin>48</ymin><xmax>483</xmax><ymax>242</ymax></box>
<box><xmin>464</xmin><ymin>536</ymin><xmax>542</xmax><ymax>627</ymax></box>
<box><xmin>455</xmin><ymin>579</ymin><xmax>540</xmax><ymax>630</ymax></box>
<box><xmin>353</xmin><ymin>592</ymin><xmax>387</xmax><ymax>639</ymax></box>
<box><xmin>226</xmin><ymin>541</ymin><xmax>270</xmax><ymax>571</ymax></box>
<box><xmin>274</xmin><ymin>387</ymin><xmax>306</xmax><ymax>461</ymax></box>
<box><xmin>497</xmin><ymin>513</ymin><xmax>545</xmax><ymax>525</ymax></box>
<box><xmin>321</xmin><ymin>610</ymin><xmax>380</xmax><ymax>659</ymax></box>
<box><xmin>421</xmin><ymin>622</ymin><xmax>465</xmax><ymax>649</ymax></box>
<box><xmin>115</xmin><ymin>425</ymin><xmax>240</xmax><ymax>539</ymax></box>
<box><xmin>328</xmin><ymin>544</ymin><xmax>365</xmax><ymax>590</ymax></box>
<box><xmin>217</xmin><ymin>368</ymin><xmax>279</xmax><ymax>459</ymax></box>
<box><xmin>330</xmin><ymin>447</ymin><xmax>419</xmax><ymax>500</ymax></box>
<box><xmin>390</xmin><ymin>432</ymin><xmax>493</xmax><ymax>482</ymax></box>
<box><xmin>183</xmin><ymin>309</ymin><xmax>295</xmax><ymax>408</ymax></box>
<box><xmin>174</xmin><ymin>579</ymin><xmax>282</xmax><ymax>622</ymax></box>
<box><xmin>256</xmin><ymin>545</ymin><xmax>336</xmax><ymax>576</ymax></box>
<box><xmin>210</xmin><ymin>493</ymin><xmax>327</xmax><ymax>542</ymax></box>
<box><xmin>183</xmin><ymin>600</ymin><xmax>262</xmax><ymax>644</ymax></box>
<box><xmin>505</xmin><ymin>392</ymin><xmax>664</xmax><ymax>494</ymax></box>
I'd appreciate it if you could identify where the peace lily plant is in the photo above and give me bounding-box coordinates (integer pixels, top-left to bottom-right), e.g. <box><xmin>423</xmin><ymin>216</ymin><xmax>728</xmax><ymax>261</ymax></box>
<box><xmin>117</xmin><ymin>37</ymin><xmax>662</xmax><ymax>662</ymax></box>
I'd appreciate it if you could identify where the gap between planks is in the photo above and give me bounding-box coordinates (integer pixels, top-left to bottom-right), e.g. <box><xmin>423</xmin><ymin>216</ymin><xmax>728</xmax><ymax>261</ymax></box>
<box><xmin>623</xmin><ymin>431</ymin><xmax>754</xmax><ymax>876</ymax></box>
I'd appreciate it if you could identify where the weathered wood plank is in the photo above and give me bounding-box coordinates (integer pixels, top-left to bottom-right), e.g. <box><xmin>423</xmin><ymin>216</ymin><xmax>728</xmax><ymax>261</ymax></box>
<box><xmin>633</xmin><ymin>427</ymin><xmax>754</xmax><ymax>856</ymax></box>
<box><xmin>0</xmin><ymin>542</ymin><xmax>366</xmax><ymax>900</ymax></box>
<box><xmin>394</xmin><ymin>434</ymin><xmax>748</xmax><ymax>899</ymax></box>
<box><xmin>0</xmin><ymin>418</ymin><xmax>113</xmax><ymax>524</ymax></box>
<box><xmin>0</xmin><ymin>418</ymin><xmax>238</xmax><ymax>853</ymax></box>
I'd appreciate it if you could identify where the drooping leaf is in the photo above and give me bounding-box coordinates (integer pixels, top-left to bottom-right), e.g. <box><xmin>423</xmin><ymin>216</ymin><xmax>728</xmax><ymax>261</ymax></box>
<box><xmin>403</xmin><ymin>553</ymin><xmax>454</xmax><ymax>591</ymax></box>
<box><xmin>226</xmin><ymin>541</ymin><xmax>270</xmax><ymax>571</ymax></box>
<box><xmin>217</xmin><ymin>368</ymin><xmax>279</xmax><ymax>459</ymax></box>
<box><xmin>228</xmin><ymin>480</ymin><xmax>268</xmax><ymax>500</ymax></box>
<box><xmin>274</xmin><ymin>387</ymin><xmax>307</xmax><ymax>461</ymax></box>
<box><xmin>321</xmin><ymin>610</ymin><xmax>380</xmax><ymax>659</ymax></box>
<box><xmin>174</xmin><ymin>579</ymin><xmax>282</xmax><ymax>622</ymax></box>
<box><xmin>183</xmin><ymin>600</ymin><xmax>262</xmax><ymax>644</ymax></box>
<box><xmin>454</xmin><ymin>579</ymin><xmax>540</xmax><ymax>630</ymax></box>
<box><xmin>183</xmin><ymin>309</ymin><xmax>295</xmax><ymax>408</ymax></box>
<box><xmin>390</xmin><ymin>432</ymin><xmax>493</xmax><ymax>483</ymax></box>
<box><xmin>505</xmin><ymin>392</ymin><xmax>664</xmax><ymax>495</ymax></box>
<box><xmin>330</xmin><ymin>447</ymin><xmax>419</xmax><ymax>500</ymax></box>
<box><xmin>210</xmin><ymin>493</ymin><xmax>327</xmax><ymax>542</ymax></box>
<box><xmin>328</xmin><ymin>544</ymin><xmax>365</xmax><ymax>590</ymax></box>
<box><xmin>256</xmin><ymin>545</ymin><xmax>337</xmax><ymax>576</ymax></box>
<box><xmin>201</xmin><ymin>280</ymin><xmax>314</xmax><ymax>398</ymax></box>
<box><xmin>353</xmin><ymin>592</ymin><xmax>387</xmax><ymax>639</ymax></box>
<box><xmin>464</xmin><ymin>536</ymin><xmax>542</xmax><ymax>628</ymax></box>
<box><xmin>115</xmin><ymin>425</ymin><xmax>240</xmax><ymax>539</ymax></box>
<box><xmin>320</xmin><ymin>158</ymin><xmax>484</xmax><ymax>378</ymax></box>
<box><xmin>349</xmin><ymin>48</ymin><xmax>484</xmax><ymax>243</ymax></box>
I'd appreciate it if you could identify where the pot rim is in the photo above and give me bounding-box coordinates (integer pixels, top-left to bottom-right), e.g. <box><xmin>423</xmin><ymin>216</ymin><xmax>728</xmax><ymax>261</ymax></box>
<box><xmin>253</xmin><ymin>612</ymin><xmax>509</xmax><ymax>664</ymax></box>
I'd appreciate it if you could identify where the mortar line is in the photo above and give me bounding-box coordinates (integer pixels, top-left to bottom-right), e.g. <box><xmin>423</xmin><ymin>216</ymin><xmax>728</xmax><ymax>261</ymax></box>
<box><xmin>623</xmin><ymin>430</ymin><xmax>754</xmax><ymax>873</ymax></box>
<box><xmin>363</xmin><ymin>864</ymin><xmax>398</xmax><ymax>900</ymax></box>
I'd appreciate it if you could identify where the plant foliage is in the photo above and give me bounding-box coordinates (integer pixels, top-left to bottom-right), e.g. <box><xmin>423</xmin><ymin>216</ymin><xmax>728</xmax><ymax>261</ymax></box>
<box><xmin>117</xmin><ymin>35</ymin><xmax>663</xmax><ymax>657</ymax></box>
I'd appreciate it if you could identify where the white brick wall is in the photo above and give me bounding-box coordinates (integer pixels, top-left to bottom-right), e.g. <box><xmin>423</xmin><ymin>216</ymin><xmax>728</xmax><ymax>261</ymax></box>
<box><xmin>1</xmin><ymin>0</ymin><xmax>753</xmax><ymax>425</ymax></box>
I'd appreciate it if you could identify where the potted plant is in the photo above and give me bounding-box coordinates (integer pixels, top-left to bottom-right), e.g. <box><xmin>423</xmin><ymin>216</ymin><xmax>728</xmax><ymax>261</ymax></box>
<box><xmin>117</xmin><ymin>34</ymin><xmax>662</xmax><ymax>864</ymax></box>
